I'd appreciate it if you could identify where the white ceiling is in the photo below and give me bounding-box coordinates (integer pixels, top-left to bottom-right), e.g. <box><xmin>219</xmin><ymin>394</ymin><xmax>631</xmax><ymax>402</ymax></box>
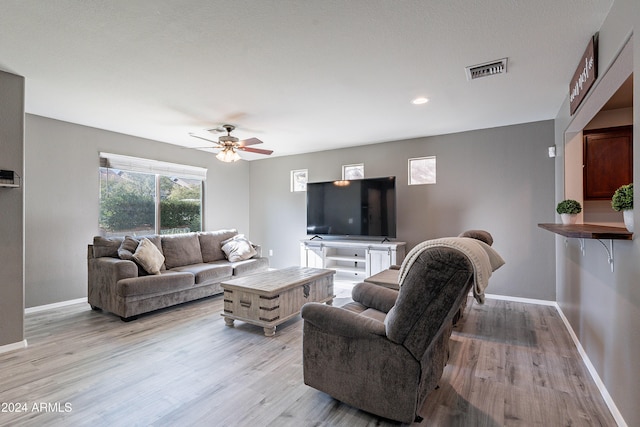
<box><xmin>0</xmin><ymin>1</ymin><xmax>613</xmax><ymax>159</ymax></box>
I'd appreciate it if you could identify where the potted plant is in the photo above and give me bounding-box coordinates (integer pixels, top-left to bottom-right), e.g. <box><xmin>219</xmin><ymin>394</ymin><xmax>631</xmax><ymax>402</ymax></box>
<box><xmin>612</xmin><ymin>183</ymin><xmax>633</xmax><ymax>232</ymax></box>
<box><xmin>556</xmin><ymin>199</ymin><xmax>582</xmax><ymax>225</ymax></box>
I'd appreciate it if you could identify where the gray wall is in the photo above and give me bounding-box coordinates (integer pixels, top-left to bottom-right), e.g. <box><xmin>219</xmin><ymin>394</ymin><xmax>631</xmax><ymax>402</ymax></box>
<box><xmin>24</xmin><ymin>115</ymin><xmax>251</xmax><ymax>308</ymax></box>
<box><xmin>250</xmin><ymin>120</ymin><xmax>556</xmax><ymax>300</ymax></box>
<box><xmin>553</xmin><ymin>0</ymin><xmax>640</xmax><ymax>425</ymax></box>
<box><xmin>0</xmin><ymin>70</ymin><xmax>25</xmax><ymax>347</ymax></box>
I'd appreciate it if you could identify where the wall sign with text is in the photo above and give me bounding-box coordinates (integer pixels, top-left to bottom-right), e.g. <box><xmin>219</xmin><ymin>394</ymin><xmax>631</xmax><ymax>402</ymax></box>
<box><xmin>569</xmin><ymin>33</ymin><xmax>598</xmax><ymax>115</ymax></box>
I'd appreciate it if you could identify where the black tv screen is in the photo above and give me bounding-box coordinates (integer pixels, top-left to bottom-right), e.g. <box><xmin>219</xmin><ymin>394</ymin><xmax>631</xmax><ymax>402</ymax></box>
<box><xmin>306</xmin><ymin>176</ymin><xmax>396</xmax><ymax>238</ymax></box>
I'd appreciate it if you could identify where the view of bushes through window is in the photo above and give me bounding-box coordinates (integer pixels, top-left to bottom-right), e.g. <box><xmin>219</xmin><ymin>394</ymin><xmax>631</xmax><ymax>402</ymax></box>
<box><xmin>99</xmin><ymin>168</ymin><xmax>202</xmax><ymax>236</ymax></box>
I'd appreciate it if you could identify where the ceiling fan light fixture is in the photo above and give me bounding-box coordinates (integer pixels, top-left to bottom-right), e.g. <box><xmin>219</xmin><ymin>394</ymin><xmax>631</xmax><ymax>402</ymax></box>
<box><xmin>216</xmin><ymin>147</ymin><xmax>241</xmax><ymax>162</ymax></box>
<box><xmin>190</xmin><ymin>124</ymin><xmax>271</xmax><ymax>161</ymax></box>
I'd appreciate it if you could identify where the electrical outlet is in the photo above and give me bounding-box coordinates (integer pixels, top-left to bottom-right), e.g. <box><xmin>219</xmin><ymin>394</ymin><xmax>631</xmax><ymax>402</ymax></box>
<box><xmin>269</xmin><ymin>249</ymin><xmax>274</xmax><ymax>256</ymax></box>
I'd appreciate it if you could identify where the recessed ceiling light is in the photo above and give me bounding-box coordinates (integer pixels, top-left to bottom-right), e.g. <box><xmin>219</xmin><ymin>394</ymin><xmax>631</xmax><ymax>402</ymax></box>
<box><xmin>411</xmin><ymin>97</ymin><xmax>429</xmax><ymax>105</ymax></box>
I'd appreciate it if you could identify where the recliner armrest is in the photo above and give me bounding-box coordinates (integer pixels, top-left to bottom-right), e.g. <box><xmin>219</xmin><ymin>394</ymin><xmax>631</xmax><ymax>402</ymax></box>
<box><xmin>352</xmin><ymin>282</ymin><xmax>398</xmax><ymax>313</ymax></box>
<box><xmin>301</xmin><ymin>303</ymin><xmax>386</xmax><ymax>338</ymax></box>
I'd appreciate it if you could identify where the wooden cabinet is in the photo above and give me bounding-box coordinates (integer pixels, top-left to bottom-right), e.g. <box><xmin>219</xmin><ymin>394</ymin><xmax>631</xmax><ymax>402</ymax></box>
<box><xmin>300</xmin><ymin>239</ymin><xmax>406</xmax><ymax>282</ymax></box>
<box><xmin>583</xmin><ymin>126</ymin><xmax>633</xmax><ymax>200</ymax></box>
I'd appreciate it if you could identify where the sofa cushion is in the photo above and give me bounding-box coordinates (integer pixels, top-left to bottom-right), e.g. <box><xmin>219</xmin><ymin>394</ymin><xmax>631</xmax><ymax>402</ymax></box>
<box><xmin>360</xmin><ymin>308</ymin><xmax>387</xmax><ymax>323</ymax></box>
<box><xmin>93</xmin><ymin>236</ymin><xmax>123</xmax><ymax>258</ymax></box>
<box><xmin>229</xmin><ymin>257</ymin><xmax>269</xmax><ymax>276</ymax></box>
<box><xmin>340</xmin><ymin>301</ymin><xmax>367</xmax><ymax>314</ymax></box>
<box><xmin>198</xmin><ymin>229</ymin><xmax>238</xmax><ymax>262</ymax></box>
<box><xmin>221</xmin><ymin>234</ymin><xmax>257</xmax><ymax>262</ymax></box>
<box><xmin>117</xmin><ymin>271</ymin><xmax>195</xmax><ymax>297</ymax></box>
<box><xmin>132</xmin><ymin>238</ymin><xmax>165</xmax><ymax>275</ymax></box>
<box><xmin>116</xmin><ymin>235</ymin><xmax>167</xmax><ymax>275</ymax></box>
<box><xmin>145</xmin><ymin>235</ymin><xmax>163</xmax><ymax>253</ymax></box>
<box><xmin>162</xmin><ymin>233</ymin><xmax>204</xmax><ymax>269</ymax></box>
<box><xmin>171</xmin><ymin>263</ymin><xmax>233</xmax><ymax>285</ymax></box>
<box><xmin>117</xmin><ymin>236</ymin><xmax>139</xmax><ymax>260</ymax></box>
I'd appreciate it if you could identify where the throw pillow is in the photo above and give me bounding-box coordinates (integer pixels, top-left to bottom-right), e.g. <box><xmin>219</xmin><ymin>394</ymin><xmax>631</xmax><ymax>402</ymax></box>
<box><xmin>132</xmin><ymin>238</ymin><xmax>165</xmax><ymax>275</ymax></box>
<box><xmin>144</xmin><ymin>235</ymin><xmax>166</xmax><ymax>271</ymax></box>
<box><xmin>117</xmin><ymin>236</ymin><xmax>139</xmax><ymax>260</ymax></box>
<box><xmin>198</xmin><ymin>229</ymin><xmax>238</xmax><ymax>262</ymax></box>
<box><xmin>221</xmin><ymin>234</ymin><xmax>257</xmax><ymax>262</ymax></box>
<box><xmin>458</xmin><ymin>230</ymin><xmax>494</xmax><ymax>246</ymax></box>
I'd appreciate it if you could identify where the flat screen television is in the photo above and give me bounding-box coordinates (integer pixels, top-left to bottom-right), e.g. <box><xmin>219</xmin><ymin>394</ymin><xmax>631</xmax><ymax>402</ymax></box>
<box><xmin>306</xmin><ymin>176</ymin><xmax>396</xmax><ymax>238</ymax></box>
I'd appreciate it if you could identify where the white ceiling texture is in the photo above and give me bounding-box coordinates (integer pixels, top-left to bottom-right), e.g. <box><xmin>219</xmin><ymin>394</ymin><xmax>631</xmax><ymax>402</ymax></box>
<box><xmin>0</xmin><ymin>1</ymin><xmax>613</xmax><ymax>159</ymax></box>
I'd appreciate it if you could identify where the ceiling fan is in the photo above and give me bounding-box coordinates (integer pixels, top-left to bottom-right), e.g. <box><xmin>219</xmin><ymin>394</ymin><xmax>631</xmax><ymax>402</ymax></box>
<box><xmin>189</xmin><ymin>124</ymin><xmax>273</xmax><ymax>162</ymax></box>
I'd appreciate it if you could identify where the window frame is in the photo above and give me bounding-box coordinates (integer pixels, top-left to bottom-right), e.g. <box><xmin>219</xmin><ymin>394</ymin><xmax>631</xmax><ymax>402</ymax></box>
<box><xmin>342</xmin><ymin>163</ymin><xmax>364</xmax><ymax>180</ymax></box>
<box><xmin>291</xmin><ymin>169</ymin><xmax>308</xmax><ymax>192</ymax></box>
<box><xmin>99</xmin><ymin>154</ymin><xmax>206</xmax><ymax>236</ymax></box>
<box><xmin>408</xmin><ymin>156</ymin><xmax>437</xmax><ymax>185</ymax></box>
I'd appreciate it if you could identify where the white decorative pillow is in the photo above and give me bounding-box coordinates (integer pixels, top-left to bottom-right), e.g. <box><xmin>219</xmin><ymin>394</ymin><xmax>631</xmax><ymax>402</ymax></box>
<box><xmin>132</xmin><ymin>237</ymin><xmax>165</xmax><ymax>275</ymax></box>
<box><xmin>221</xmin><ymin>234</ymin><xmax>257</xmax><ymax>262</ymax></box>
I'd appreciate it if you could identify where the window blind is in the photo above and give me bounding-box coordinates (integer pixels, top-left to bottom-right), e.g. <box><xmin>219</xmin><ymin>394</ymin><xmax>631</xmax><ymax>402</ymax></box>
<box><xmin>99</xmin><ymin>152</ymin><xmax>207</xmax><ymax>180</ymax></box>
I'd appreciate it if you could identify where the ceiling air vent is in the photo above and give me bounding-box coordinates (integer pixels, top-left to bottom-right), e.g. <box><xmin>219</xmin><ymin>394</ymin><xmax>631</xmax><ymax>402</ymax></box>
<box><xmin>465</xmin><ymin>58</ymin><xmax>508</xmax><ymax>81</ymax></box>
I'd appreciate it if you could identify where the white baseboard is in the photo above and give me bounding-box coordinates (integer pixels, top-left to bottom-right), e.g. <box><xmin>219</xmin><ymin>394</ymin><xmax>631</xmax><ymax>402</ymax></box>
<box><xmin>483</xmin><ymin>293</ymin><xmax>556</xmax><ymax>306</ymax></box>
<box><xmin>483</xmin><ymin>293</ymin><xmax>627</xmax><ymax>427</ymax></box>
<box><xmin>554</xmin><ymin>304</ymin><xmax>627</xmax><ymax>427</ymax></box>
<box><xmin>0</xmin><ymin>339</ymin><xmax>27</xmax><ymax>355</ymax></box>
<box><xmin>25</xmin><ymin>297</ymin><xmax>87</xmax><ymax>314</ymax></box>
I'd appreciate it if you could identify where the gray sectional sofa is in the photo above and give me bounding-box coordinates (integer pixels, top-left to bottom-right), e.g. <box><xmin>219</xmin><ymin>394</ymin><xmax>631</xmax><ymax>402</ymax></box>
<box><xmin>88</xmin><ymin>229</ymin><xmax>269</xmax><ymax>321</ymax></box>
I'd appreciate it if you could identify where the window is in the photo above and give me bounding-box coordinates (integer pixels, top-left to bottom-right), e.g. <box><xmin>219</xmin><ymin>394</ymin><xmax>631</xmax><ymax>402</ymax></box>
<box><xmin>408</xmin><ymin>156</ymin><xmax>436</xmax><ymax>185</ymax></box>
<box><xmin>342</xmin><ymin>163</ymin><xmax>364</xmax><ymax>180</ymax></box>
<box><xmin>99</xmin><ymin>153</ymin><xmax>206</xmax><ymax>237</ymax></box>
<box><xmin>100</xmin><ymin>169</ymin><xmax>156</xmax><ymax>236</ymax></box>
<box><xmin>159</xmin><ymin>176</ymin><xmax>203</xmax><ymax>234</ymax></box>
<box><xmin>291</xmin><ymin>169</ymin><xmax>308</xmax><ymax>192</ymax></box>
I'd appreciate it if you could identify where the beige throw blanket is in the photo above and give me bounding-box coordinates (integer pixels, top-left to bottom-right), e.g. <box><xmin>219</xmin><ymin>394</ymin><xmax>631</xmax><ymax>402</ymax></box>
<box><xmin>398</xmin><ymin>237</ymin><xmax>505</xmax><ymax>304</ymax></box>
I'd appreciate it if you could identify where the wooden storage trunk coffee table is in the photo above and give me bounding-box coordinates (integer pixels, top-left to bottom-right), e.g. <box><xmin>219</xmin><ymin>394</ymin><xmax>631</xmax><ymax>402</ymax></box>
<box><xmin>221</xmin><ymin>266</ymin><xmax>335</xmax><ymax>336</ymax></box>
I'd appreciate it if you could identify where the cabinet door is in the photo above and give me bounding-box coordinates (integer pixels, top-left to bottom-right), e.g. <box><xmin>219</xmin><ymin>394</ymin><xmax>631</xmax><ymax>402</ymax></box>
<box><xmin>368</xmin><ymin>249</ymin><xmax>391</xmax><ymax>276</ymax></box>
<box><xmin>301</xmin><ymin>245</ymin><xmax>323</xmax><ymax>268</ymax></box>
<box><xmin>583</xmin><ymin>126</ymin><xmax>633</xmax><ymax>200</ymax></box>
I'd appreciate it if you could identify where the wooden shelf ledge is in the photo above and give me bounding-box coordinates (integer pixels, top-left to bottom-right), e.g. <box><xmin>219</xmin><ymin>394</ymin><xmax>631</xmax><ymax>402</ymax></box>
<box><xmin>539</xmin><ymin>223</ymin><xmax>632</xmax><ymax>272</ymax></box>
<box><xmin>538</xmin><ymin>223</ymin><xmax>632</xmax><ymax>240</ymax></box>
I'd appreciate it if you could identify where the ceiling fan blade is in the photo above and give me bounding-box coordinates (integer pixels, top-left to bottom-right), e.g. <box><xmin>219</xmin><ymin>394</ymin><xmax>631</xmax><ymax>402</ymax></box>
<box><xmin>206</xmin><ymin>126</ymin><xmax>226</xmax><ymax>134</ymax></box>
<box><xmin>189</xmin><ymin>133</ymin><xmax>223</xmax><ymax>147</ymax></box>
<box><xmin>189</xmin><ymin>146</ymin><xmax>219</xmax><ymax>150</ymax></box>
<box><xmin>237</xmin><ymin>137</ymin><xmax>263</xmax><ymax>147</ymax></box>
<box><xmin>239</xmin><ymin>146</ymin><xmax>273</xmax><ymax>155</ymax></box>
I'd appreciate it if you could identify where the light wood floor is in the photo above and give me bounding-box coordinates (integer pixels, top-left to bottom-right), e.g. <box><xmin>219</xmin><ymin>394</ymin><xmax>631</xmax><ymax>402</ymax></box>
<box><xmin>0</xmin><ymin>294</ymin><xmax>616</xmax><ymax>426</ymax></box>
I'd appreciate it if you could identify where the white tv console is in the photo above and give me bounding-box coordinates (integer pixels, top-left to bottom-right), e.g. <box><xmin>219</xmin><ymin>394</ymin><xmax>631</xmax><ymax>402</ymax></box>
<box><xmin>300</xmin><ymin>239</ymin><xmax>406</xmax><ymax>282</ymax></box>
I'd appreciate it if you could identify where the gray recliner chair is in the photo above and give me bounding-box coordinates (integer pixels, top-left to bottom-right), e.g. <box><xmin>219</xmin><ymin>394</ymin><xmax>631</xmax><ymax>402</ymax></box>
<box><xmin>301</xmin><ymin>230</ymin><xmax>502</xmax><ymax>423</ymax></box>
